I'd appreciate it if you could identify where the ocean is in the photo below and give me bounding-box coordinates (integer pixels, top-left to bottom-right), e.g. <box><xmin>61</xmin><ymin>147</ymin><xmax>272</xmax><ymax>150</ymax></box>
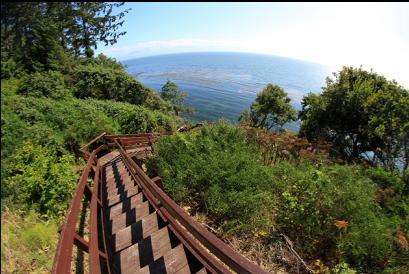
<box><xmin>122</xmin><ymin>52</ymin><xmax>331</xmax><ymax>131</ymax></box>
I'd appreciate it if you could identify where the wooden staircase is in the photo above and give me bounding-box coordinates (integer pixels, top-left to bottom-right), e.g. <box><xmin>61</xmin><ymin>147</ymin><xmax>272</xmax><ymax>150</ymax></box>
<box><xmin>104</xmin><ymin>156</ymin><xmax>206</xmax><ymax>274</ymax></box>
<box><xmin>52</xmin><ymin>133</ymin><xmax>271</xmax><ymax>274</ymax></box>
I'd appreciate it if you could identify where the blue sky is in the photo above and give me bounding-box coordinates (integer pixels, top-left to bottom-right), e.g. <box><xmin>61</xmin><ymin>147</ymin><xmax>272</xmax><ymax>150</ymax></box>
<box><xmin>96</xmin><ymin>3</ymin><xmax>409</xmax><ymax>87</ymax></box>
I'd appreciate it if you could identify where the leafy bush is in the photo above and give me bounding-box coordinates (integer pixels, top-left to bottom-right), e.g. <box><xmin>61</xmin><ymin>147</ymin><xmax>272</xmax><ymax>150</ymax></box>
<box><xmin>147</xmin><ymin>122</ymin><xmax>276</xmax><ymax>234</ymax></box>
<box><xmin>78</xmin><ymin>53</ymin><xmax>125</xmax><ymax>70</ymax></box>
<box><xmin>85</xmin><ymin>98</ymin><xmax>179</xmax><ymax>133</ymax></box>
<box><xmin>1</xmin><ymin>94</ymin><xmax>118</xmax><ymax>154</ymax></box>
<box><xmin>6</xmin><ymin>141</ymin><xmax>78</xmax><ymax>216</ymax></box>
<box><xmin>71</xmin><ymin>64</ymin><xmax>170</xmax><ymax>110</ymax></box>
<box><xmin>1</xmin><ymin>57</ymin><xmax>26</xmax><ymax>79</ymax></box>
<box><xmin>17</xmin><ymin>71</ymin><xmax>72</xmax><ymax>99</ymax></box>
<box><xmin>364</xmin><ymin>167</ymin><xmax>406</xmax><ymax>193</ymax></box>
<box><xmin>269</xmin><ymin>162</ymin><xmax>406</xmax><ymax>271</ymax></box>
<box><xmin>1</xmin><ymin>92</ymin><xmax>178</xmax><ymax>216</ymax></box>
<box><xmin>147</xmin><ymin>122</ymin><xmax>409</xmax><ymax>272</ymax></box>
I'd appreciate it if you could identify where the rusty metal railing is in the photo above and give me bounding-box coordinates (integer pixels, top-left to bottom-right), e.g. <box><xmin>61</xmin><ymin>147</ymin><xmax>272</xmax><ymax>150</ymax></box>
<box><xmin>52</xmin><ymin>144</ymin><xmax>109</xmax><ymax>274</ymax></box>
<box><xmin>52</xmin><ymin>132</ymin><xmax>170</xmax><ymax>274</ymax></box>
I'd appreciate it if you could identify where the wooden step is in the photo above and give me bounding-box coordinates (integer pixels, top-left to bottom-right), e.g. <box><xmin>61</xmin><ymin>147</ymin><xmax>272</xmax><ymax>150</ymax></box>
<box><xmin>135</xmin><ymin>244</ymin><xmax>189</xmax><ymax>274</ymax></box>
<box><xmin>110</xmin><ymin>201</ymin><xmax>151</xmax><ymax>235</ymax></box>
<box><xmin>109</xmin><ymin>192</ymin><xmax>144</xmax><ymax>219</ymax></box>
<box><xmin>174</xmin><ymin>265</ymin><xmax>208</xmax><ymax>274</ymax></box>
<box><xmin>106</xmin><ymin>180</ymin><xmax>138</xmax><ymax>197</ymax></box>
<box><xmin>112</xmin><ymin>212</ymin><xmax>166</xmax><ymax>253</ymax></box>
<box><xmin>107</xmin><ymin>186</ymin><xmax>140</xmax><ymax>207</ymax></box>
<box><xmin>105</xmin><ymin>163</ymin><xmax>128</xmax><ymax>174</ymax></box>
<box><xmin>106</xmin><ymin>171</ymin><xmax>133</xmax><ymax>186</ymax></box>
<box><xmin>115</xmin><ymin>227</ymin><xmax>174</xmax><ymax>274</ymax></box>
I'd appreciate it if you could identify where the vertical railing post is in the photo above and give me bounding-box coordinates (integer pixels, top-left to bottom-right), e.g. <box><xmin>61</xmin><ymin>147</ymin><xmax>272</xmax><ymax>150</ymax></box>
<box><xmin>89</xmin><ymin>162</ymin><xmax>101</xmax><ymax>274</ymax></box>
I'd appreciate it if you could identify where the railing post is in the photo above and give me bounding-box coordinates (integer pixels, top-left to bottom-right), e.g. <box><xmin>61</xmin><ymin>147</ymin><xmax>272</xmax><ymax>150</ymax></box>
<box><xmin>89</xmin><ymin>162</ymin><xmax>101</xmax><ymax>274</ymax></box>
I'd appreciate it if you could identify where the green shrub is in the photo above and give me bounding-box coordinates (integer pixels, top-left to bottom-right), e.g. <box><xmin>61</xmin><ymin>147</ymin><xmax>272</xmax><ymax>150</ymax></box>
<box><xmin>148</xmin><ymin>122</ymin><xmax>275</xmax><ymax>234</ymax></box>
<box><xmin>85</xmin><ymin>98</ymin><xmax>178</xmax><ymax>133</ymax></box>
<box><xmin>17</xmin><ymin>71</ymin><xmax>72</xmax><ymax>99</ymax></box>
<box><xmin>1</xmin><ymin>93</ymin><xmax>178</xmax><ymax>217</ymax></box>
<box><xmin>6</xmin><ymin>141</ymin><xmax>78</xmax><ymax>216</ymax></box>
<box><xmin>71</xmin><ymin>64</ymin><xmax>170</xmax><ymax>110</ymax></box>
<box><xmin>78</xmin><ymin>53</ymin><xmax>125</xmax><ymax>70</ymax></box>
<box><xmin>147</xmin><ymin>121</ymin><xmax>409</xmax><ymax>272</ymax></box>
<box><xmin>1</xmin><ymin>78</ymin><xmax>22</xmax><ymax>96</ymax></box>
<box><xmin>364</xmin><ymin>167</ymin><xmax>405</xmax><ymax>193</ymax></box>
<box><xmin>1</xmin><ymin>58</ymin><xmax>26</xmax><ymax>79</ymax></box>
<box><xmin>1</xmin><ymin>94</ymin><xmax>118</xmax><ymax>154</ymax></box>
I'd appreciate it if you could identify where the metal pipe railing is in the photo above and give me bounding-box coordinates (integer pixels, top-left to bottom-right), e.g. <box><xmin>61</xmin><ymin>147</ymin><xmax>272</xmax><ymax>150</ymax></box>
<box><xmin>52</xmin><ymin>145</ymin><xmax>108</xmax><ymax>274</ymax></box>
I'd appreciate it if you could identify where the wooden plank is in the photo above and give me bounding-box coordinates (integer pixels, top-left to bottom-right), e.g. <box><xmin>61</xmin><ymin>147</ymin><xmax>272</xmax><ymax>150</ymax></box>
<box><xmin>106</xmin><ymin>181</ymin><xmax>138</xmax><ymax>197</ymax></box>
<box><xmin>135</xmin><ymin>244</ymin><xmax>188</xmax><ymax>274</ymax></box>
<box><xmin>118</xmin><ymin>227</ymin><xmax>172</xmax><ymax>274</ymax></box>
<box><xmin>174</xmin><ymin>265</ymin><xmax>192</xmax><ymax>274</ymax></box>
<box><xmin>113</xmin><ymin>212</ymin><xmax>162</xmax><ymax>253</ymax></box>
<box><xmin>107</xmin><ymin>186</ymin><xmax>140</xmax><ymax>207</ymax></box>
<box><xmin>109</xmin><ymin>193</ymin><xmax>144</xmax><ymax>219</ymax></box>
<box><xmin>110</xmin><ymin>201</ymin><xmax>151</xmax><ymax>234</ymax></box>
<box><xmin>194</xmin><ymin>268</ymin><xmax>208</xmax><ymax>274</ymax></box>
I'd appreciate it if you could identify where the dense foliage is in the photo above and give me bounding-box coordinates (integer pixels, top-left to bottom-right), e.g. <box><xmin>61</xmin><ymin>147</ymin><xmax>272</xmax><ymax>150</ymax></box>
<box><xmin>71</xmin><ymin>63</ymin><xmax>168</xmax><ymax>109</ymax></box>
<box><xmin>1</xmin><ymin>77</ymin><xmax>179</xmax><ymax>217</ymax></box>
<box><xmin>148</xmin><ymin>122</ymin><xmax>409</xmax><ymax>273</ymax></box>
<box><xmin>299</xmin><ymin>66</ymin><xmax>409</xmax><ymax>172</ymax></box>
<box><xmin>17</xmin><ymin>71</ymin><xmax>72</xmax><ymax>99</ymax></box>
<box><xmin>239</xmin><ymin>83</ymin><xmax>297</xmax><ymax>130</ymax></box>
<box><xmin>5</xmin><ymin>142</ymin><xmax>78</xmax><ymax>216</ymax></box>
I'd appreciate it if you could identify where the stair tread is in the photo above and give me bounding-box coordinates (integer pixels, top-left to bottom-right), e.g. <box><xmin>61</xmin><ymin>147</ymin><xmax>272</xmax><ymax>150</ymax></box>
<box><xmin>106</xmin><ymin>173</ymin><xmax>133</xmax><ymax>187</ymax></box>
<box><xmin>134</xmin><ymin>244</ymin><xmax>189</xmax><ymax>274</ymax></box>
<box><xmin>109</xmin><ymin>192</ymin><xmax>145</xmax><ymax>219</ymax></box>
<box><xmin>115</xmin><ymin>227</ymin><xmax>173</xmax><ymax>274</ymax></box>
<box><xmin>110</xmin><ymin>201</ymin><xmax>151</xmax><ymax>235</ymax></box>
<box><xmin>112</xmin><ymin>212</ymin><xmax>165</xmax><ymax>253</ymax></box>
<box><xmin>106</xmin><ymin>181</ymin><xmax>138</xmax><ymax>197</ymax></box>
<box><xmin>107</xmin><ymin>186</ymin><xmax>140</xmax><ymax>207</ymax></box>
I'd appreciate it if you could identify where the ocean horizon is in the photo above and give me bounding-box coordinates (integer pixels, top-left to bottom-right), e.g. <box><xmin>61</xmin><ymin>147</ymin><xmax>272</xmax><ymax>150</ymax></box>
<box><xmin>122</xmin><ymin>52</ymin><xmax>332</xmax><ymax>131</ymax></box>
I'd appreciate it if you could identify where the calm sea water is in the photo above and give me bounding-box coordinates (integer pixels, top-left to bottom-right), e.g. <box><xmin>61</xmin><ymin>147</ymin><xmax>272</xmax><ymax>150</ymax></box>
<box><xmin>122</xmin><ymin>52</ymin><xmax>331</xmax><ymax>131</ymax></box>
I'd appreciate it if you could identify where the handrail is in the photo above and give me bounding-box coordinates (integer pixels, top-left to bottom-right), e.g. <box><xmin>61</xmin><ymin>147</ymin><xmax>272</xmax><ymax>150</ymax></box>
<box><xmin>52</xmin><ymin>144</ymin><xmax>107</xmax><ymax>274</ymax></box>
<box><xmin>113</xmin><ymin>139</ymin><xmax>270</xmax><ymax>274</ymax></box>
<box><xmin>79</xmin><ymin>132</ymin><xmax>106</xmax><ymax>156</ymax></box>
<box><xmin>104</xmin><ymin>132</ymin><xmax>172</xmax><ymax>139</ymax></box>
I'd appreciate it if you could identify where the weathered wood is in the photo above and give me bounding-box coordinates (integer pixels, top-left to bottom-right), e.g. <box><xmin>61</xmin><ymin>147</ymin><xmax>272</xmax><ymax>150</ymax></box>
<box><xmin>117</xmin><ymin>227</ymin><xmax>172</xmax><ymax>274</ymax></box>
<box><xmin>135</xmin><ymin>244</ymin><xmax>188</xmax><ymax>274</ymax></box>
<box><xmin>110</xmin><ymin>201</ymin><xmax>151</xmax><ymax>234</ymax></box>
<box><xmin>109</xmin><ymin>192</ymin><xmax>144</xmax><ymax>219</ymax></box>
<box><xmin>112</xmin><ymin>212</ymin><xmax>162</xmax><ymax>253</ymax></box>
